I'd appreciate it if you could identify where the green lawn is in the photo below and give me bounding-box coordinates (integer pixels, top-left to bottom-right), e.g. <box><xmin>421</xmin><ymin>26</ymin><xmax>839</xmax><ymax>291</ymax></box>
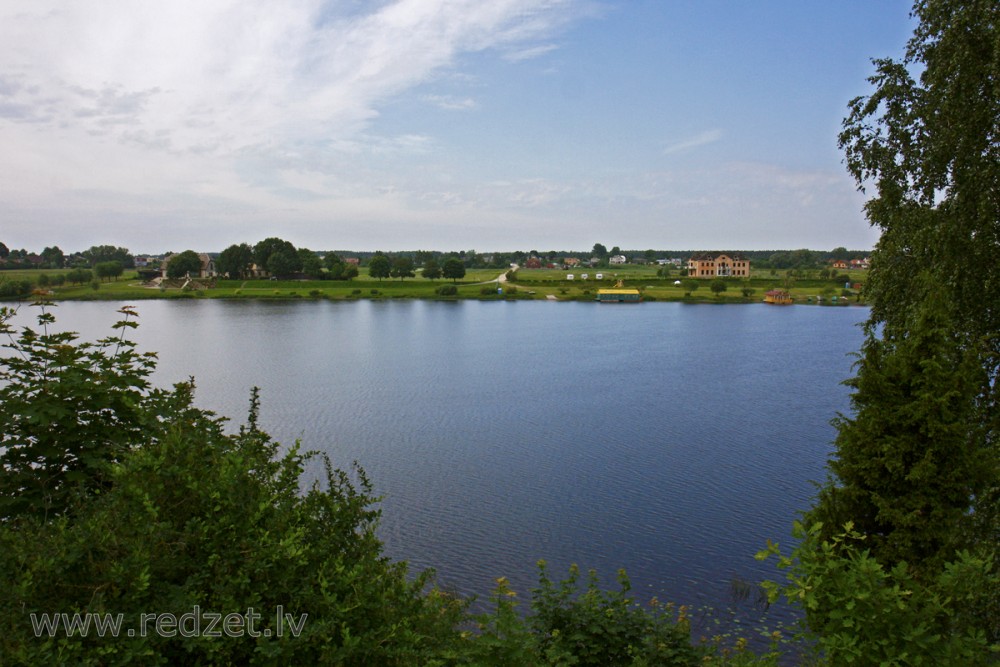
<box><xmin>0</xmin><ymin>266</ymin><xmax>868</xmax><ymax>305</ymax></box>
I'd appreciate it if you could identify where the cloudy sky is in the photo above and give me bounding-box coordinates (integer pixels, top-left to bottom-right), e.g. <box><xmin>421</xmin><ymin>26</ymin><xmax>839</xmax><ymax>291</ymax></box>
<box><xmin>1</xmin><ymin>0</ymin><xmax>915</xmax><ymax>254</ymax></box>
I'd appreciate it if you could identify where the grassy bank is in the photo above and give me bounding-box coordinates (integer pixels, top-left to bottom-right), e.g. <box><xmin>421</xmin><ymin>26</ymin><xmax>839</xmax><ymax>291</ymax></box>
<box><xmin>0</xmin><ymin>266</ymin><xmax>868</xmax><ymax>305</ymax></box>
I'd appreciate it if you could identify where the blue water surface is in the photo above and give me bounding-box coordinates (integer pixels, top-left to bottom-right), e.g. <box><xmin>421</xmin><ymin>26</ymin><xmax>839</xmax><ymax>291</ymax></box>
<box><xmin>29</xmin><ymin>299</ymin><xmax>865</xmax><ymax>628</ymax></box>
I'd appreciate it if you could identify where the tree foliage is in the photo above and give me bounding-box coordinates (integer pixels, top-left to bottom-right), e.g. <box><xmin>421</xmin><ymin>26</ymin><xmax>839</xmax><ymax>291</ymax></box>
<box><xmin>66</xmin><ymin>268</ymin><xmax>93</xmax><ymax>285</ymax></box>
<box><xmin>84</xmin><ymin>245</ymin><xmax>133</xmax><ymax>268</ymax></box>
<box><xmin>266</xmin><ymin>247</ymin><xmax>301</xmax><ymax>277</ymax></box>
<box><xmin>252</xmin><ymin>238</ymin><xmax>299</xmax><ymax>276</ymax></box>
<box><xmin>94</xmin><ymin>260</ymin><xmax>124</xmax><ymax>282</ymax></box>
<box><xmin>830</xmin><ymin>0</ymin><xmax>999</xmax><ymax>577</ymax></box>
<box><xmin>297</xmin><ymin>248</ymin><xmax>323</xmax><ymax>279</ymax></box>
<box><xmin>789</xmin><ymin>0</ymin><xmax>1000</xmax><ymax>656</ymax></box>
<box><xmin>840</xmin><ymin>1</ymin><xmax>999</xmax><ymax>348</ymax></box>
<box><xmin>327</xmin><ymin>262</ymin><xmax>358</xmax><ymax>281</ymax></box>
<box><xmin>217</xmin><ymin>243</ymin><xmax>254</xmax><ymax>279</ymax></box>
<box><xmin>442</xmin><ymin>257</ymin><xmax>466</xmax><ymax>283</ymax></box>
<box><xmin>166</xmin><ymin>251</ymin><xmax>202</xmax><ymax>279</ymax></box>
<box><xmin>759</xmin><ymin>523</ymin><xmax>997</xmax><ymax>666</ymax></box>
<box><xmin>41</xmin><ymin>246</ymin><xmax>65</xmax><ymax>269</ymax></box>
<box><xmin>368</xmin><ymin>254</ymin><xmax>390</xmax><ymax>281</ymax></box>
<box><xmin>421</xmin><ymin>259</ymin><xmax>441</xmax><ymax>281</ymax></box>
<box><xmin>0</xmin><ymin>305</ymin><xmax>161</xmax><ymax>521</ymax></box>
<box><xmin>807</xmin><ymin>285</ymin><xmax>991</xmax><ymax>571</ymax></box>
<box><xmin>0</xmin><ymin>278</ymin><xmax>33</xmax><ymax>299</ymax></box>
<box><xmin>0</xmin><ymin>305</ymin><xmax>467</xmax><ymax>664</ymax></box>
<box><xmin>390</xmin><ymin>256</ymin><xmax>415</xmax><ymax>280</ymax></box>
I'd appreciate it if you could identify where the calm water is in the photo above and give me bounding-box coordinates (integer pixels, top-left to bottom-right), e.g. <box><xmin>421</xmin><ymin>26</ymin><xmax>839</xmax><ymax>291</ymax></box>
<box><xmin>15</xmin><ymin>299</ymin><xmax>865</xmax><ymax>624</ymax></box>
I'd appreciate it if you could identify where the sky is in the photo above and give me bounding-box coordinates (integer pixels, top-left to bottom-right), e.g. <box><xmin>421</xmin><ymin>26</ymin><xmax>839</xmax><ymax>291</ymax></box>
<box><xmin>0</xmin><ymin>0</ymin><xmax>917</xmax><ymax>254</ymax></box>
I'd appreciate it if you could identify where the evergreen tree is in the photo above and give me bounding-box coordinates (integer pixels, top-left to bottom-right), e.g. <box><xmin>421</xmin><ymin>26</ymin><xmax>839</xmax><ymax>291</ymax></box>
<box><xmin>807</xmin><ymin>283</ymin><xmax>990</xmax><ymax>572</ymax></box>
<box><xmin>829</xmin><ymin>0</ymin><xmax>999</xmax><ymax>569</ymax></box>
<box><xmin>796</xmin><ymin>0</ymin><xmax>1000</xmax><ymax>649</ymax></box>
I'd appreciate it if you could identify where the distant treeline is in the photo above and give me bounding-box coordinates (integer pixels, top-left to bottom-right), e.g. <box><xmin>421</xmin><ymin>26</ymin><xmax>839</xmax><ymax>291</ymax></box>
<box><xmin>1</xmin><ymin>239</ymin><xmax>870</xmax><ymax>273</ymax></box>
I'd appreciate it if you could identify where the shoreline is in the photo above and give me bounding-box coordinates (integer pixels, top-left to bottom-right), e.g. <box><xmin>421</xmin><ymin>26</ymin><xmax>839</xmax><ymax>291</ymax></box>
<box><xmin>8</xmin><ymin>287</ymin><xmax>867</xmax><ymax>307</ymax></box>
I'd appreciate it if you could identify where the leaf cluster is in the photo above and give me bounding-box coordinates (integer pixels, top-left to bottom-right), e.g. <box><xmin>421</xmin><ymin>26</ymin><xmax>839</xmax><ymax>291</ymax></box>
<box><xmin>758</xmin><ymin>522</ymin><xmax>998</xmax><ymax>665</ymax></box>
<box><xmin>0</xmin><ymin>308</ymin><xmax>466</xmax><ymax>664</ymax></box>
<box><xmin>0</xmin><ymin>304</ymin><xmax>161</xmax><ymax>520</ymax></box>
<box><xmin>462</xmin><ymin>562</ymin><xmax>704</xmax><ymax>667</ymax></box>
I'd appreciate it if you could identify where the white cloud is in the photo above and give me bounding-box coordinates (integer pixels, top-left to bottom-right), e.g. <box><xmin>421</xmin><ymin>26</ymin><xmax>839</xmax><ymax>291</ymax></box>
<box><xmin>0</xmin><ymin>1</ymin><xmax>880</xmax><ymax>254</ymax></box>
<box><xmin>422</xmin><ymin>94</ymin><xmax>478</xmax><ymax>111</ymax></box>
<box><xmin>503</xmin><ymin>43</ymin><xmax>559</xmax><ymax>62</ymax></box>
<box><xmin>662</xmin><ymin>129</ymin><xmax>724</xmax><ymax>155</ymax></box>
<box><xmin>0</xmin><ymin>0</ymin><xmax>583</xmax><ymax>242</ymax></box>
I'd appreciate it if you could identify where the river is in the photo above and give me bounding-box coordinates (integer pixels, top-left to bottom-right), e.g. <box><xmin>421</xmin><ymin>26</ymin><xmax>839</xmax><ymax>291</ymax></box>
<box><xmin>11</xmin><ymin>298</ymin><xmax>866</xmax><ymax>629</ymax></box>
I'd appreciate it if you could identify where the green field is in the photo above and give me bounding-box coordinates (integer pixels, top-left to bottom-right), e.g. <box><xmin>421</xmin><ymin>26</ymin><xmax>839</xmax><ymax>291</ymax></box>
<box><xmin>0</xmin><ymin>266</ymin><xmax>869</xmax><ymax>305</ymax></box>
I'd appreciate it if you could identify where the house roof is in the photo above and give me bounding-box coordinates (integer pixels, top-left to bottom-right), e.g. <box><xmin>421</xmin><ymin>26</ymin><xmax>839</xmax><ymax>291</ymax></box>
<box><xmin>689</xmin><ymin>252</ymin><xmax>748</xmax><ymax>261</ymax></box>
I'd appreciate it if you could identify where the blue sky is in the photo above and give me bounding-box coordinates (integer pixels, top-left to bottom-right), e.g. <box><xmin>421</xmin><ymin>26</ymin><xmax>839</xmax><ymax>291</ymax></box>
<box><xmin>0</xmin><ymin>0</ymin><xmax>915</xmax><ymax>254</ymax></box>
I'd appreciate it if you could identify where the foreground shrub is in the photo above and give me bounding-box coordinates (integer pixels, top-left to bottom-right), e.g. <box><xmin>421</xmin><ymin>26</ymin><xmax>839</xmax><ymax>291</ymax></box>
<box><xmin>464</xmin><ymin>563</ymin><xmax>706</xmax><ymax>667</ymax></box>
<box><xmin>759</xmin><ymin>522</ymin><xmax>998</xmax><ymax>665</ymax></box>
<box><xmin>0</xmin><ymin>305</ymin><xmax>465</xmax><ymax>665</ymax></box>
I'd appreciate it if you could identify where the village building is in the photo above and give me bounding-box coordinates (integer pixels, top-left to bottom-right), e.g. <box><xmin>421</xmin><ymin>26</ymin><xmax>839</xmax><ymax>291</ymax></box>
<box><xmin>198</xmin><ymin>254</ymin><xmax>216</xmax><ymax>278</ymax></box>
<box><xmin>160</xmin><ymin>253</ymin><xmax>217</xmax><ymax>279</ymax></box>
<box><xmin>686</xmin><ymin>252</ymin><xmax>750</xmax><ymax>278</ymax></box>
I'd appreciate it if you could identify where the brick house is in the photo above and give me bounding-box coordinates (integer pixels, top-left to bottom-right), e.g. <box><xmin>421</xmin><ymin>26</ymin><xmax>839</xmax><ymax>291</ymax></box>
<box><xmin>686</xmin><ymin>252</ymin><xmax>750</xmax><ymax>278</ymax></box>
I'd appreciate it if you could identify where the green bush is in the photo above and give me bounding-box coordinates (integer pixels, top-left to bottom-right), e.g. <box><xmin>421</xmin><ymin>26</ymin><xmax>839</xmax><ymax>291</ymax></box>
<box><xmin>759</xmin><ymin>522</ymin><xmax>997</xmax><ymax>665</ymax></box>
<box><xmin>0</xmin><ymin>305</ymin><xmax>466</xmax><ymax>664</ymax></box>
<box><xmin>0</xmin><ymin>279</ymin><xmax>32</xmax><ymax>298</ymax></box>
<box><xmin>464</xmin><ymin>563</ymin><xmax>708</xmax><ymax>667</ymax></box>
<box><xmin>435</xmin><ymin>285</ymin><xmax>457</xmax><ymax>296</ymax></box>
<box><xmin>0</xmin><ymin>304</ymin><xmax>153</xmax><ymax>518</ymax></box>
